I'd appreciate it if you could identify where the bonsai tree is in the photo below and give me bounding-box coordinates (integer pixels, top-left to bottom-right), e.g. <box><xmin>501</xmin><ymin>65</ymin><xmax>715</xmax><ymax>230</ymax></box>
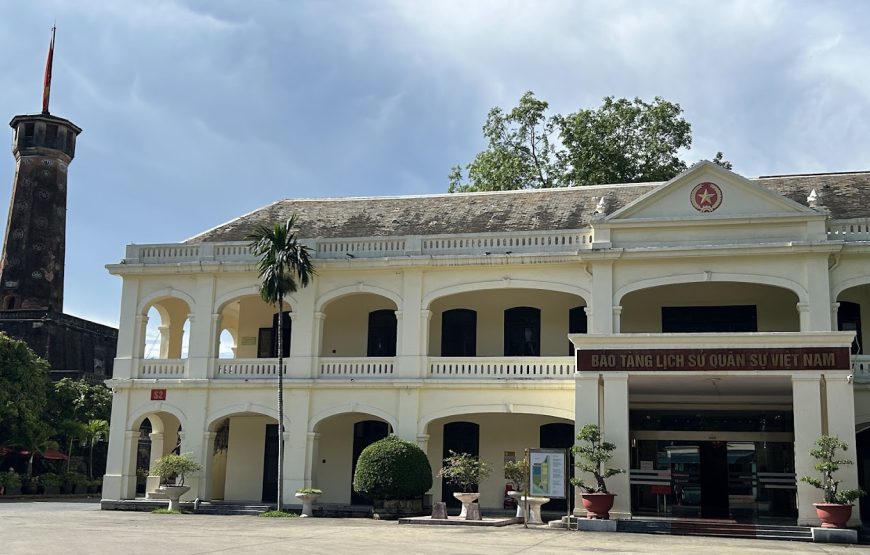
<box><xmin>353</xmin><ymin>435</ymin><xmax>433</xmax><ymax>501</ymax></box>
<box><xmin>152</xmin><ymin>453</ymin><xmax>202</xmax><ymax>487</ymax></box>
<box><xmin>800</xmin><ymin>434</ymin><xmax>866</xmax><ymax>504</ymax></box>
<box><xmin>570</xmin><ymin>424</ymin><xmax>624</xmax><ymax>494</ymax></box>
<box><xmin>504</xmin><ymin>459</ymin><xmax>529</xmax><ymax>493</ymax></box>
<box><xmin>439</xmin><ymin>450</ymin><xmax>492</xmax><ymax>493</ymax></box>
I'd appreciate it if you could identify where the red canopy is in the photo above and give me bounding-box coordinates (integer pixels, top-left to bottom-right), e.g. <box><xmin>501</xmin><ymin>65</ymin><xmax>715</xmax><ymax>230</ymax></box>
<box><xmin>39</xmin><ymin>448</ymin><xmax>68</xmax><ymax>460</ymax></box>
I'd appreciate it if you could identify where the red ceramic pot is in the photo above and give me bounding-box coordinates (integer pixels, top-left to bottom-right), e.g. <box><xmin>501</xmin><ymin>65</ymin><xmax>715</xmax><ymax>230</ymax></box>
<box><xmin>814</xmin><ymin>503</ymin><xmax>853</xmax><ymax>529</ymax></box>
<box><xmin>580</xmin><ymin>492</ymin><xmax>616</xmax><ymax>520</ymax></box>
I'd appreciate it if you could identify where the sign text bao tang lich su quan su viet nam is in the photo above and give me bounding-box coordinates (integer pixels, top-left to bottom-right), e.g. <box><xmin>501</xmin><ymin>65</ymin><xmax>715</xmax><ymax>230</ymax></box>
<box><xmin>578</xmin><ymin>347</ymin><xmax>851</xmax><ymax>372</ymax></box>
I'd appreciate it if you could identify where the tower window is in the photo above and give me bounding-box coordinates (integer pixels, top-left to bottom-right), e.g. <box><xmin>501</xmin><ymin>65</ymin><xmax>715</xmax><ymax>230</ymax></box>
<box><xmin>45</xmin><ymin>125</ymin><xmax>58</xmax><ymax>148</ymax></box>
<box><xmin>24</xmin><ymin>123</ymin><xmax>34</xmax><ymax>136</ymax></box>
<box><xmin>5</xmin><ymin>296</ymin><xmax>15</xmax><ymax>310</ymax></box>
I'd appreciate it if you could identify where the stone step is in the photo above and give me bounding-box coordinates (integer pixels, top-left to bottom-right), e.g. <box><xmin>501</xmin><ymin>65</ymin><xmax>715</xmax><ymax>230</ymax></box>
<box><xmin>616</xmin><ymin>519</ymin><xmax>813</xmax><ymax>542</ymax></box>
<box><xmin>193</xmin><ymin>502</ymin><xmax>271</xmax><ymax>516</ymax></box>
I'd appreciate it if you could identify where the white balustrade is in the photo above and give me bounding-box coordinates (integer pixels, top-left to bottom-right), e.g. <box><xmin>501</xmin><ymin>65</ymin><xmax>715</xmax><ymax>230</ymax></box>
<box><xmin>422</xmin><ymin>230</ymin><xmax>593</xmax><ymax>255</ymax></box>
<box><xmin>215</xmin><ymin>359</ymin><xmax>282</xmax><ymax>378</ymax></box>
<box><xmin>126</xmin><ymin>244</ymin><xmax>200</xmax><ymax>263</ymax></box>
<box><xmin>316</xmin><ymin>238</ymin><xmax>407</xmax><ymax>259</ymax></box>
<box><xmin>853</xmin><ymin>355</ymin><xmax>870</xmax><ymax>383</ymax></box>
<box><xmin>139</xmin><ymin>359</ymin><xmax>187</xmax><ymax>378</ymax></box>
<box><xmin>828</xmin><ymin>219</ymin><xmax>870</xmax><ymax>241</ymax></box>
<box><xmin>428</xmin><ymin>357</ymin><xmax>575</xmax><ymax>378</ymax></box>
<box><xmin>319</xmin><ymin>357</ymin><xmax>395</xmax><ymax>377</ymax></box>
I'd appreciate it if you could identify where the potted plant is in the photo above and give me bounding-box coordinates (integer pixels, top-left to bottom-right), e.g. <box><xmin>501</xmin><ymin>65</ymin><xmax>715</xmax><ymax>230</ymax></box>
<box><xmin>294</xmin><ymin>488</ymin><xmax>322</xmax><ymax>518</ymax></box>
<box><xmin>66</xmin><ymin>472</ymin><xmax>88</xmax><ymax>494</ymax></box>
<box><xmin>39</xmin><ymin>473</ymin><xmax>62</xmax><ymax>495</ymax></box>
<box><xmin>438</xmin><ymin>450</ymin><xmax>492</xmax><ymax>519</ymax></box>
<box><xmin>152</xmin><ymin>453</ymin><xmax>202</xmax><ymax>512</ymax></box>
<box><xmin>571</xmin><ymin>424</ymin><xmax>624</xmax><ymax>520</ymax></box>
<box><xmin>87</xmin><ymin>477</ymin><xmax>103</xmax><ymax>494</ymax></box>
<box><xmin>0</xmin><ymin>471</ymin><xmax>22</xmax><ymax>495</ymax></box>
<box><xmin>352</xmin><ymin>435</ymin><xmax>433</xmax><ymax>519</ymax></box>
<box><xmin>800</xmin><ymin>434</ymin><xmax>866</xmax><ymax>528</ymax></box>
<box><xmin>504</xmin><ymin>459</ymin><xmax>529</xmax><ymax>519</ymax></box>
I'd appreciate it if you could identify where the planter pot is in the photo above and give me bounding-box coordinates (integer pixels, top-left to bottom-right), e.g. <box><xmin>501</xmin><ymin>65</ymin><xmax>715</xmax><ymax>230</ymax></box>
<box><xmin>295</xmin><ymin>492</ymin><xmax>321</xmax><ymax>517</ymax></box>
<box><xmin>453</xmin><ymin>492</ymin><xmax>481</xmax><ymax>520</ymax></box>
<box><xmin>507</xmin><ymin>491</ymin><xmax>524</xmax><ymax>518</ymax></box>
<box><xmin>373</xmin><ymin>498</ymin><xmax>423</xmax><ymax>520</ymax></box>
<box><xmin>158</xmin><ymin>485</ymin><xmax>190</xmax><ymax>512</ymax></box>
<box><xmin>580</xmin><ymin>493</ymin><xmax>616</xmax><ymax>520</ymax></box>
<box><xmin>814</xmin><ymin>503</ymin><xmax>853</xmax><ymax>529</ymax></box>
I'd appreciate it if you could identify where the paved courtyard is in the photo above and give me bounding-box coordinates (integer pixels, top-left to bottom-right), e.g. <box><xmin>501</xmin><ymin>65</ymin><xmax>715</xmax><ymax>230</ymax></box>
<box><xmin>0</xmin><ymin>500</ymin><xmax>864</xmax><ymax>554</ymax></box>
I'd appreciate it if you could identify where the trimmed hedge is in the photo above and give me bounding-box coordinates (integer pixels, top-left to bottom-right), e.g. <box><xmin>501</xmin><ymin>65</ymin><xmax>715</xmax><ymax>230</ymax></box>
<box><xmin>353</xmin><ymin>435</ymin><xmax>432</xmax><ymax>500</ymax></box>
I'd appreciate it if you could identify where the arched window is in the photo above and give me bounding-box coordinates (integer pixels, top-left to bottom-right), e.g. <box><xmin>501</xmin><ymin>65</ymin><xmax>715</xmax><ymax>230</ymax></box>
<box><xmin>568</xmin><ymin>305</ymin><xmax>587</xmax><ymax>356</ymax></box>
<box><xmin>441</xmin><ymin>309</ymin><xmax>477</xmax><ymax>356</ymax></box>
<box><xmin>367</xmin><ymin>309</ymin><xmax>397</xmax><ymax>357</ymax></box>
<box><xmin>504</xmin><ymin>306</ymin><xmax>541</xmax><ymax>356</ymax></box>
<box><xmin>838</xmin><ymin>301</ymin><xmax>863</xmax><ymax>354</ymax></box>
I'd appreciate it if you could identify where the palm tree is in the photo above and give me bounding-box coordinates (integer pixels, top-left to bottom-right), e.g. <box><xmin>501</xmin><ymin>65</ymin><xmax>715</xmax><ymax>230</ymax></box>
<box><xmin>80</xmin><ymin>419</ymin><xmax>109</xmax><ymax>480</ymax></box>
<box><xmin>247</xmin><ymin>215</ymin><xmax>315</xmax><ymax>510</ymax></box>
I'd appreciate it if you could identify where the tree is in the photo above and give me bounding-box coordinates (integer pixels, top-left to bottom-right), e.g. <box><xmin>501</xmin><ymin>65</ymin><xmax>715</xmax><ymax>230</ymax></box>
<box><xmin>247</xmin><ymin>215</ymin><xmax>315</xmax><ymax>510</ymax></box>
<box><xmin>449</xmin><ymin>93</ymin><xmax>729</xmax><ymax>191</ymax></box>
<box><xmin>80</xmin><ymin>419</ymin><xmax>109</xmax><ymax>480</ymax></box>
<box><xmin>570</xmin><ymin>424</ymin><xmax>624</xmax><ymax>494</ymax></box>
<box><xmin>449</xmin><ymin>92</ymin><xmax>559</xmax><ymax>192</ymax></box>
<box><xmin>0</xmin><ymin>333</ymin><xmax>50</xmax><ymax>452</ymax></box>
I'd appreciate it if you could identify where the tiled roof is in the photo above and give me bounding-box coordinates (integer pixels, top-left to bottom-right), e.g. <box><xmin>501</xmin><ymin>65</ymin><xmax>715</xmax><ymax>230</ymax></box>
<box><xmin>186</xmin><ymin>172</ymin><xmax>870</xmax><ymax>243</ymax></box>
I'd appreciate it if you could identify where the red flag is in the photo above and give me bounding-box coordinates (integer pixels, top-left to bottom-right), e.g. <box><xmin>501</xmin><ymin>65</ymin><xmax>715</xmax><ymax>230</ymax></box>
<box><xmin>42</xmin><ymin>26</ymin><xmax>55</xmax><ymax>114</ymax></box>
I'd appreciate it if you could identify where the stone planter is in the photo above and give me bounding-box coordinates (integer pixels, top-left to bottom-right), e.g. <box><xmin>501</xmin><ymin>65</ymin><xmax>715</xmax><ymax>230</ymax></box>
<box><xmin>453</xmin><ymin>492</ymin><xmax>481</xmax><ymax>519</ymax></box>
<box><xmin>159</xmin><ymin>485</ymin><xmax>190</xmax><ymax>512</ymax></box>
<box><xmin>295</xmin><ymin>492</ymin><xmax>320</xmax><ymax>517</ymax></box>
<box><xmin>580</xmin><ymin>493</ymin><xmax>616</xmax><ymax>520</ymax></box>
<box><xmin>373</xmin><ymin>498</ymin><xmax>423</xmax><ymax>519</ymax></box>
<box><xmin>814</xmin><ymin>503</ymin><xmax>853</xmax><ymax>529</ymax></box>
<box><xmin>507</xmin><ymin>491</ymin><xmax>524</xmax><ymax>518</ymax></box>
<box><xmin>508</xmin><ymin>492</ymin><xmax>550</xmax><ymax>524</ymax></box>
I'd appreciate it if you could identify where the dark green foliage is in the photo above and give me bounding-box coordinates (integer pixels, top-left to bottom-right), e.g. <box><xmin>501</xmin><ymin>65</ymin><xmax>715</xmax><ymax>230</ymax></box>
<box><xmin>450</xmin><ymin>92</ymin><xmax>730</xmax><ymax>192</ymax></box>
<box><xmin>0</xmin><ymin>333</ymin><xmax>50</xmax><ymax>448</ymax></box>
<box><xmin>800</xmin><ymin>434</ymin><xmax>866</xmax><ymax>504</ymax></box>
<box><xmin>353</xmin><ymin>435</ymin><xmax>433</xmax><ymax>500</ymax></box>
<box><xmin>439</xmin><ymin>450</ymin><xmax>492</xmax><ymax>493</ymax></box>
<box><xmin>571</xmin><ymin>424</ymin><xmax>625</xmax><ymax>494</ymax></box>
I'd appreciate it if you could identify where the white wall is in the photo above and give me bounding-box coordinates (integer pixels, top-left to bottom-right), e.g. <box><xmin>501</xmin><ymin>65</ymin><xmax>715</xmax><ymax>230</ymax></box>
<box><xmin>223</xmin><ymin>415</ymin><xmax>271</xmax><ymax>502</ymax></box>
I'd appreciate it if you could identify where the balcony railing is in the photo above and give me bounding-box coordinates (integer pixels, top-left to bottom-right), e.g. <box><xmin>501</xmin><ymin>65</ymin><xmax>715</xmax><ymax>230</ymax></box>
<box><xmin>319</xmin><ymin>357</ymin><xmax>395</xmax><ymax>378</ymax></box>
<box><xmin>139</xmin><ymin>359</ymin><xmax>187</xmax><ymax>378</ymax></box>
<box><xmin>215</xmin><ymin>359</ymin><xmax>282</xmax><ymax>379</ymax></box>
<box><xmin>853</xmin><ymin>355</ymin><xmax>870</xmax><ymax>383</ymax></box>
<box><xmin>828</xmin><ymin>218</ymin><xmax>870</xmax><ymax>242</ymax></box>
<box><xmin>428</xmin><ymin>357</ymin><xmax>575</xmax><ymax>378</ymax></box>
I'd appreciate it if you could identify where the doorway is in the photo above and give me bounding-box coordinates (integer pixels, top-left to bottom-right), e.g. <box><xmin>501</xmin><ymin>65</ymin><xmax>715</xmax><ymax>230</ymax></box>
<box><xmin>261</xmin><ymin>424</ymin><xmax>279</xmax><ymax>503</ymax></box>
<box><xmin>442</xmin><ymin>421</ymin><xmax>480</xmax><ymax>508</ymax></box>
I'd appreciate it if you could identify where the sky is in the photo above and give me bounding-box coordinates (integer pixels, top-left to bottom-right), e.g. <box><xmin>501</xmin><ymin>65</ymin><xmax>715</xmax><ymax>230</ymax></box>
<box><xmin>1</xmin><ymin>0</ymin><xmax>870</xmax><ymax>329</ymax></box>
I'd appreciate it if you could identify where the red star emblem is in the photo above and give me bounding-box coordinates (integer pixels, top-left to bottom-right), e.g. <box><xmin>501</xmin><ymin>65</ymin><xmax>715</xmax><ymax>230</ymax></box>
<box><xmin>691</xmin><ymin>182</ymin><xmax>722</xmax><ymax>212</ymax></box>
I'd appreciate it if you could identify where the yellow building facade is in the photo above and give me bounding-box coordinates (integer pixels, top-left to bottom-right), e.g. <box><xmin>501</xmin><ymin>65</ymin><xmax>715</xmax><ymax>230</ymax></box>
<box><xmin>102</xmin><ymin>162</ymin><xmax>870</xmax><ymax>525</ymax></box>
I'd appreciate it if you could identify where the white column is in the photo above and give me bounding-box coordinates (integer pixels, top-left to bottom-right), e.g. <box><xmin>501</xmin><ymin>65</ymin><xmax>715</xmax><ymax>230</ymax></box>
<box><xmin>199</xmin><ymin>431</ymin><xmax>216</xmax><ymax>501</ymax></box>
<box><xmin>103</xmin><ymin>387</ymin><xmax>135</xmax><ymax>499</ymax></box>
<box><xmin>793</xmin><ymin>373</ymin><xmax>823</xmax><ymax>526</ymax></box>
<box><xmin>612</xmin><ymin>306</ymin><xmax>623</xmax><ymax>334</ymax></box>
<box><xmin>830</xmin><ymin>302</ymin><xmax>840</xmax><ymax>331</ymax></box>
<box><xmin>145</xmin><ymin>432</ymin><xmax>165</xmax><ymax>495</ymax></box>
<box><xmin>113</xmin><ymin>278</ymin><xmax>140</xmax><ymax>379</ymax></box>
<box><xmin>311</xmin><ymin>312</ymin><xmax>326</xmax><ymax>377</ymax></box>
<box><xmin>602</xmin><ymin>373</ymin><xmax>631</xmax><ymax>519</ymax></box>
<box><xmin>304</xmin><ymin>432</ymin><xmax>320</xmax><ymax>487</ymax></box>
<box><xmin>797</xmin><ymin>303</ymin><xmax>812</xmax><ymax>333</ymax></box>
<box><xmin>803</xmin><ymin>256</ymin><xmax>834</xmax><ymax>331</ymax></box>
<box><xmin>285</xmin><ymin>389</ymin><xmax>311</xmax><ymax>494</ymax></box>
<box><xmin>289</xmin><ymin>289</ymin><xmax>316</xmax><ymax>378</ymax></box>
<box><xmin>398</xmin><ymin>269</ymin><xmax>425</xmax><ymax>378</ymax></box>
<box><xmin>157</xmin><ymin>325</ymin><xmax>170</xmax><ymax>359</ymax></box>
<box><xmin>574</xmin><ymin>372</ymin><xmax>601</xmax><ymax>516</ymax></box>
<box><xmin>824</xmin><ymin>372</ymin><xmax>862</xmax><ymax>526</ymax></box>
<box><xmin>186</xmin><ymin>276</ymin><xmax>216</xmax><ymax>379</ymax></box>
<box><xmin>588</xmin><ymin>261</ymin><xmax>614</xmax><ymax>334</ymax></box>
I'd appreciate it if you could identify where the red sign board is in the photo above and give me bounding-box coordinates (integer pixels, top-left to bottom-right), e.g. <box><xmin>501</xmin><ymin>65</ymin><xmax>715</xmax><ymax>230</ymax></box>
<box><xmin>578</xmin><ymin>347</ymin><xmax>850</xmax><ymax>372</ymax></box>
<box><xmin>150</xmin><ymin>389</ymin><xmax>167</xmax><ymax>401</ymax></box>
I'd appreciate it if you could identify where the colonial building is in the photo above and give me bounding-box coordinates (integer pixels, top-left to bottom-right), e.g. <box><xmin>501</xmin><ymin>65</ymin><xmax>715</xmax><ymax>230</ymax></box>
<box><xmin>102</xmin><ymin>162</ymin><xmax>869</xmax><ymax>525</ymax></box>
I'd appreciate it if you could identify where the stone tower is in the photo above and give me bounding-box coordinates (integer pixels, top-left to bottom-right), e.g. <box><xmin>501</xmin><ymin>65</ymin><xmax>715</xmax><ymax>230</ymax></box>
<box><xmin>0</xmin><ymin>112</ymin><xmax>81</xmax><ymax>311</ymax></box>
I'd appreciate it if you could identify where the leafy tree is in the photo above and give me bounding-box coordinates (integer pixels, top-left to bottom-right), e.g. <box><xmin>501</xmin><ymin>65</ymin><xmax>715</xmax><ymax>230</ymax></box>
<box><xmin>450</xmin><ymin>93</ymin><xmax>730</xmax><ymax>191</ymax></box>
<box><xmin>80</xmin><ymin>419</ymin><xmax>109</xmax><ymax>479</ymax></box>
<box><xmin>353</xmin><ymin>435</ymin><xmax>432</xmax><ymax>500</ymax></box>
<box><xmin>438</xmin><ymin>450</ymin><xmax>492</xmax><ymax>493</ymax></box>
<box><xmin>800</xmin><ymin>434</ymin><xmax>866</xmax><ymax>504</ymax></box>
<box><xmin>247</xmin><ymin>215</ymin><xmax>315</xmax><ymax>510</ymax></box>
<box><xmin>449</xmin><ymin>92</ymin><xmax>559</xmax><ymax>192</ymax></box>
<box><xmin>0</xmin><ymin>333</ymin><xmax>50</xmax><ymax>453</ymax></box>
<box><xmin>44</xmin><ymin>378</ymin><xmax>112</xmax><ymax>472</ymax></box>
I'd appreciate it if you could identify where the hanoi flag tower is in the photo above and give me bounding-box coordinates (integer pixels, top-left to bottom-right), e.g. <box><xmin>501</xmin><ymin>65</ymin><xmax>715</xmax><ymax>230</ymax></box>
<box><xmin>0</xmin><ymin>28</ymin><xmax>117</xmax><ymax>380</ymax></box>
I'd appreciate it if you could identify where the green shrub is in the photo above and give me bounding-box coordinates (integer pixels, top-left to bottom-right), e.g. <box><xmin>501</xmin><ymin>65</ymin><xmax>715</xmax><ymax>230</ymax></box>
<box><xmin>39</xmin><ymin>473</ymin><xmax>62</xmax><ymax>487</ymax></box>
<box><xmin>0</xmin><ymin>472</ymin><xmax>22</xmax><ymax>488</ymax></box>
<box><xmin>438</xmin><ymin>450</ymin><xmax>492</xmax><ymax>493</ymax></box>
<box><xmin>65</xmin><ymin>472</ymin><xmax>89</xmax><ymax>487</ymax></box>
<box><xmin>260</xmin><ymin>510</ymin><xmax>299</xmax><ymax>518</ymax></box>
<box><xmin>800</xmin><ymin>434</ymin><xmax>867</xmax><ymax>504</ymax></box>
<box><xmin>353</xmin><ymin>435</ymin><xmax>432</xmax><ymax>500</ymax></box>
<box><xmin>152</xmin><ymin>453</ymin><xmax>202</xmax><ymax>486</ymax></box>
<box><xmin>296</xmin><ymin>487</ymin><xmax>321</xmax><ymax>495</ymax></box>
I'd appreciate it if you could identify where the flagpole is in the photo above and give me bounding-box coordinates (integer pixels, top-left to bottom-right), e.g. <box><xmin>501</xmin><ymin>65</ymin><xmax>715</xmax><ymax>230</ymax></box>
<box><xmin>42</xmin><ymin>25</ymin><xmax>56</xmax><ymax>115</ymax></box>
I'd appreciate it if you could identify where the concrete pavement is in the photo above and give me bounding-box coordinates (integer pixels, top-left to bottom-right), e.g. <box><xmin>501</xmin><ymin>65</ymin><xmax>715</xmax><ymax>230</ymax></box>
<box><xmin>0</xmin><ymin>500</ymin><xmax>863</xmax><ymax>554</ymax></box>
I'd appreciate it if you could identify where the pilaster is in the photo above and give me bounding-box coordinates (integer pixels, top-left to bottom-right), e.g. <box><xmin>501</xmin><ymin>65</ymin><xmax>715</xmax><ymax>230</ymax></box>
<box><xmin>793</xmin><ymin>373</ymin><xmax>823</xmax><ymax>525</ymax></box>
<box><xmin>602</xmin><ymin>373</ymin><xmax>631</xmax><ymax>519</ymax></box>
<box><xmin>824</xmin><ymin>372</ymin><xmax>862</xmax><ymax>526</ymax></box>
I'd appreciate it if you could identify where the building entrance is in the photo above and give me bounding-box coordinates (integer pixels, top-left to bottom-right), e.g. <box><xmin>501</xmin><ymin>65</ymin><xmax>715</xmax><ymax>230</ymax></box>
<box><xmin>629</xmin><ymin>410</ymin><xmax>797</xmax><ymax>521</ymax></box>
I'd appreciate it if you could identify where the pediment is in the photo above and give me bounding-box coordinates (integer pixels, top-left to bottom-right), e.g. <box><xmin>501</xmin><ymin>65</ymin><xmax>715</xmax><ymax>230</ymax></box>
<box><xmin>604</xmin><ymin>161</ymin><xmax>820</xmax><ymax>223</ymax></box>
